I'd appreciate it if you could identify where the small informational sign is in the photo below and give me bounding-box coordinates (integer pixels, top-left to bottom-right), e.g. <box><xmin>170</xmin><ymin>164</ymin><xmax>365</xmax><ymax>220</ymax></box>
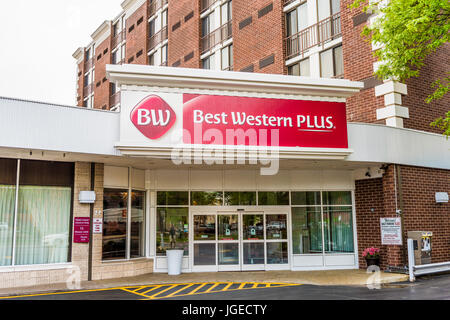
<box><xmin>93</xmin><ymin>218</ymin><xmax>103</xmax><ymax>234</ymax></box>
<box><xmin>380</xmin><ymin>217</ymin><xmax>402</xmax><ymax>245</ymax></box>
<box><xmin>74</xmin><ymin>217</ymin><xmax>90</xmax><ymax>243</ymax></box>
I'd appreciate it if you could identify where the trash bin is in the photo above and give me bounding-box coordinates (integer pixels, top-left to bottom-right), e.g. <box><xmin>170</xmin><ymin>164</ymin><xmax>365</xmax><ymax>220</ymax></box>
<box><xmin>166</xmin><ymin>249</ymin><xmax>184</xmax><ymax>275</ymax></box>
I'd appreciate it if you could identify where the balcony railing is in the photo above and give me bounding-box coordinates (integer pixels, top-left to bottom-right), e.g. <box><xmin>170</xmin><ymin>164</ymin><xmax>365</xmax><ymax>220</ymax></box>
<box><xmin>83</xmin><ymin>83</ymin><xmax>94</xmax><ymax>97</ymax></box>
<box><xmin>84</xmin><ymin>57</ymin><xmax>94</xmax><ymax>71</ymax></box>
<box><xmin>201</xmin><ymin>21</ymin><xmax>232</xmax><ymax>54</ymax></box>
<box><xmin>110</xmin><ymin>91</ymin><xmax>121</xmax><ymax>107</ymax></box>
<box><xmin>112</xmin><ymin>29</ymin><xmax>126</xmax><ymax>49</ymax></box>
<box><xmin>201</xmin><ymin>0</ymin><xmax>217</xmax><ymax>13</ymax></box>
<box><xmin>148</xmin><ymin>26</ymin><xmax>168</xmax><ymax>52</ymax></box>
<box><xmin>285</xmin><ymin>12</ymin><xmax>341</xmax><ymax>60</ymax></box>
<box><xmin>148</xmin><ymin>0</ymin><xmax>168</xmax><ymax>18</ymax></box>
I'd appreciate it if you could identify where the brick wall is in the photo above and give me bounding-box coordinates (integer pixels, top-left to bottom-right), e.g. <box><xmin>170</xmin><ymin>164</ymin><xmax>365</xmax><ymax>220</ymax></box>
<box><xmin>356</xmin><ymin>164</ymin><xmax>450</xmax><ymax>270</ymax></box>
<box><xmin>233</xmin><ymin>0</ymin><xmax>285</xmax><ymax>74</ymax></box>
<box><xmin>76</xmin><ymin>59</ymin><xmax>85</xmax><ymax>107</ymax></box>
<box><xmin>341</xmin><ymin>0</ymin><xmax>384</xmax><ymax>124</ymax></box>
<box><xmin>168</xmin><ymin>0</ymin><xmax>200</xmax><ymax>68</ymax></box>
<box><xmin>126</xmin><ymin>1</ymin><xmax>149</xmax><ymax>65</ymax></box>
<box><xmin>403</xmin><ymin>43</ymin><xmax>450</xmax><ymax>133</ymax></box>
<box><xmin>93</xmin><ymin>34</ymin><xmax>112</xmax><ymax>110</ymax></box>
<box><xmin>341</xmin><ymin>0</ymin><xmax>450</xmax><ymax>133</ymax></box>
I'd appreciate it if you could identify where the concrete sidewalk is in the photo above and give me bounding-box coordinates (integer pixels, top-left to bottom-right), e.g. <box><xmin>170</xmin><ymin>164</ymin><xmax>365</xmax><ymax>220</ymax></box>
<box><xmin>0</xmin><ymin>269</ymin><xmax>409</xmax><ymax>297</ymax></box>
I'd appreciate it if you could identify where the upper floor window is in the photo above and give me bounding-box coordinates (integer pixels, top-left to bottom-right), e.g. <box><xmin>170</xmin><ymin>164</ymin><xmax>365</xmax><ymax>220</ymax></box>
<box><xmin>286</xmin><ymin>2</ymin><xmax>308</xmax><ymax>37</ymax></box>
<box><xmin>221</xmin><ymin>44</ymin><xmax>233</xmax><ymax>70</ymax></box>
<box><xmin>202</xmin><ymin>54</ymin><xmax>215</xmax><ymax>70</ymax></box>
<box><xmin>318</xmin><ymin>0</ymin><xmax>340</xmax><ymax>21</ymax></box>
<box><xmin>288</xmin><ymin>58</ymin><xmax>310</xmax><ymax>77</ymax></box>
<box><xmin>202</xmin><ymin>13</ymin><xmax>215</xmax><ymax>37</ymax></box>
<box><xmin>221</xmin><ymin>1</ymin><xmax>232</xmax><ymax>25</ymax></box>
<box><xmin>320</xmin><ymin>45</ymin><xmax>343</xmax><ymax>78</ymax></box>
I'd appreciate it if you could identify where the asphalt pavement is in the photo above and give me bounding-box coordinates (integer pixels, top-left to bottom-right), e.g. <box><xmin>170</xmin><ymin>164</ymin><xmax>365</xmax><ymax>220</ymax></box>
<box><xmin>1</xmin><ymin>273</ymin><xmax>449</xmax><ymax>300</ymax></box>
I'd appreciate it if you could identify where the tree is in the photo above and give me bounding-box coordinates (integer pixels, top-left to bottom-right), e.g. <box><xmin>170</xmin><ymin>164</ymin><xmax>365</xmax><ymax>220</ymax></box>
<box><xmin>351</xmin><ymin>0</ymin><xmax>450</xmax><ymax>136</ymax></box>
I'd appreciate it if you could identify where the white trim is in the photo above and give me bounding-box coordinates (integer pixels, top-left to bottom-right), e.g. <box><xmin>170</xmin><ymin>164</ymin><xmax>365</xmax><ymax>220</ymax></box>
<box><xmin>0</xmin><ymin>263</ymin><xmax>73</xmax><ymax>273</ymax></box>
<box><xmin>106</xmin><ymin>64</ymin><xmax>363</xmax><ymax>98</ymax></box>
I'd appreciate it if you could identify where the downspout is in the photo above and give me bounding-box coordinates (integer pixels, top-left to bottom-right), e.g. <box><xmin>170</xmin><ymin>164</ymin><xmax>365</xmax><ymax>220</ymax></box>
<box><xmin>88</xmin><ymin>163</ymin><xmax>95</xmax><ymax>281</ymax></box>
<box><xmin>394</xmin><ymin>164</ymin><xmax>407</xmax><ymax>266</ymax></box>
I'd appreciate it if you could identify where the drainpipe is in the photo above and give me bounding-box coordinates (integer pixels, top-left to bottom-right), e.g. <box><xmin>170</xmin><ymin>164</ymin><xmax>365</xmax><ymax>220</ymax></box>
<box><xmin>394</xmin><ymin>164</ymin><xmax>407</xmax><ymax>266</ymax></box>
<box><xmin>88</xmin><ymin>163</ymin><xmax>95</xmax><ymax>281</ymax></box>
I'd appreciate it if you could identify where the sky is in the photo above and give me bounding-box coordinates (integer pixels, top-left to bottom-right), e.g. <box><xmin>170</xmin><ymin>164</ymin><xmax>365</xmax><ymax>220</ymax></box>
<box><xmin>0</xmin><ymin>0</ymin><xmax>123</xmax><ymax>105</ymax></box>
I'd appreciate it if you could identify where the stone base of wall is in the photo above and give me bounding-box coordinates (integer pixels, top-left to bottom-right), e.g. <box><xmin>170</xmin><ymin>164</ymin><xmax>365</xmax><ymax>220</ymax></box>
<box><xmin>92</xmin><ymin>259</ymin><xmax>154</xmax><ymax>281</ymax></box>
<box><xmin>0</xmin><ymin>266</ymin><xmax>73</xmax><ymax>289</ymax></box>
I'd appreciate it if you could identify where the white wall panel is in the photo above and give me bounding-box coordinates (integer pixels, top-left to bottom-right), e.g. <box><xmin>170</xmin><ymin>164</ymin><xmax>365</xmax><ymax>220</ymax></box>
<box><xmin>290</xmin><ymin>170</ymin><xmax>323</xmax><ymax>189</ymax></box>
<box><xmin>324</xmin><ymin>255</ymin><xmax>355</xmax><ymax>267</ymax></box>
<box><xmin>293</xmin><ymin>255</ymin><xmax>324</xmax><ymax>267</ymax></box>
<box><xmin>131</xmin><ymin>168</ymin><xmax>145</xmax><ymax>189</ymax></box>
<box><xmin>155</xmin><ymin>169</ymin><xmax>189</xmax><ymax>189</ymax></box>
<box><xmin>190</xmin><ymin>170</ymin><xmax>223</xmax><ymax>190</ymax></box>
<box><xmin>104</xmin><ymin>166</ymin><xmax>129</xmax><ymax>188</ymax></box>
<box><xmin>224</xmin><ymin>170</ymin><xmax>256</xmax><ymax>190</ymax></box>
<box><xmin>322</xmin><ymin>170</ymin><xmax>354</xmax><ymax>190</ymax></box>
<box><xmin>256</xmin><ymin>170</ymin><xmax>291</xmax><ymax>190</ymax></box>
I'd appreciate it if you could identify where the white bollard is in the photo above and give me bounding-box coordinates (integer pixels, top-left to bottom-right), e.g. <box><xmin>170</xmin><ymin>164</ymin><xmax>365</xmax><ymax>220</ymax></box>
<box><xmin>407</xmin><ymin>238</ymin><xmax>415</xmax><ymax>282</ymax></box>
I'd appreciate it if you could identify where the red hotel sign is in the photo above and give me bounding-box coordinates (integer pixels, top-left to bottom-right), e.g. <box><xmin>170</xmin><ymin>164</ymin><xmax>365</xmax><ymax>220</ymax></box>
<box><xmin>131</xmin><ymin>94</ymin><xmax>348</xmax><ymax>148</ymax></box>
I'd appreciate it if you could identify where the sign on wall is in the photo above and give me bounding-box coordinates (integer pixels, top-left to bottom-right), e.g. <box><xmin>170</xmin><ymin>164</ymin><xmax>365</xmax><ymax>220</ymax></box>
<box><xmin>129</xmin><ymin>93</ymin><xmax>349</xmax><ymax>149</ymax></box>
<box><xmin>380</xmin><ymin>217</ymin><xmax>402</xmax><ymax>245</ymax></box>
<box><xmin>74</xmin><ymin>217</ymin><xmax>90</xmax><ymax>243</ymax></box>
<box><xmin>93</xmin><ymin>218</ymin><xmax>103</xmax><ymax>234</ymax></box>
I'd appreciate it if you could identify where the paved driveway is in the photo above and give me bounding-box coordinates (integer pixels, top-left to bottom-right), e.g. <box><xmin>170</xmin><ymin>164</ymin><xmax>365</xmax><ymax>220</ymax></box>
<box><xmin>1</xmin><ymin>273</ymin><xmax>449</xmax><ymax>300</ymax></box>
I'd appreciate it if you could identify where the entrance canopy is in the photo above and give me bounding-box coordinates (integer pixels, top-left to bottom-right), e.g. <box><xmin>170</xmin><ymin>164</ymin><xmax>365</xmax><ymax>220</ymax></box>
<box><xmin>0</xmin><ymin>66</ymin><xmax>448</xmax><ymax>171</ymax></box>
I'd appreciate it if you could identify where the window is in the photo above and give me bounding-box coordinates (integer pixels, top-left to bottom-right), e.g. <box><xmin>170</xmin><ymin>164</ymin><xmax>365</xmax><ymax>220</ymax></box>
<box><xmin>103</xmin><ymin>189</ymin><xmax>128</xmax><ymax>260</ymax></box>
<box><xmin>221</xmin><ymin>44</ymin><xmax>233</xmax><ymax>70</ymax></box>
<box><xmin>221</xmin><ymin>1</ymin><xmax>232</xmax><ymax>25</ymax></box>
<box><xmin>288</xmin><ymin>58</ymin><xmax>310</xmax><ymax>76</ymax></box>
<box><xmin>130</xmin><ymin>190</ymin><xmax>145</xmax><ymax>258</ymax></box>
<box><xmin>291</xmin><ymin>191</ymin><xmax>354</xmax><ymax>255</ymax></box>
<box><xmin>149</xmin><ymin>46</ymin><xmax>167</xmax><ymax>66</ymax></box>
<box><xmin>320</xmin><ymin>45</ymin><xmax>343</xmax><ymax>78</ymax></box>
<box><xmin>202</xmin><ymin>13</ymin><xmax>215</xmax><ymax>37</ymax></box>
<box><xmin>286</xmin><ymin>2</ymin><xmax>308</xmax><ymax>37</ymax></box>
<box><xmin>0</xmin><ymin>159</ymin><xmax>73</xmax><ymax>266</ymax></box>
<box><xmin>318</xmin><ymin>0</ymin><xmax>340</xmax><ymax>21</ymax></box>
<box><xmin>191</xmin><ymin>191</ymin><xmax>223</xmax><ymax>206</ymax></box>
<box><xmin>102</xmin><ymin>186</ymin><xmax>146</xmax><ymax>261</ymax></box>
<box><xmin>149</xmin><ymin>19</ymin><xmax>156</xmax><ymax>37</ymax></box>
<box><xmin>161</xmin><ymin>45</ymin><xmax>168</xmax><ymax>65</ymax></box>
<box><xmin>258</xmin><ymin>192</ymin><xmax>290</xmax><ymax>206</ymax></box>
<box><xmin>202</xmin><ymin>54</ymin><xmax>215</xmax><ymax>70</ymax></box>
<box><xmin>156</xmin><ymin>192</ymin><xmax>189</xmax><ymax>256</ymax></box>
<box><xmin>224</xmin><ymin>192</ymin><xmax>256</xmax><ymax>206</ymax></box>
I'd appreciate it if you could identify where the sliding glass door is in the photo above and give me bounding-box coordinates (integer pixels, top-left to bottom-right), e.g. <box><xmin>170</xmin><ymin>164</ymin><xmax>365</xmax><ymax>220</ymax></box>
<box><xmin>191</xmin><ymin>210</ymin><xmax>290</xmax><ymax>272</ymax></box>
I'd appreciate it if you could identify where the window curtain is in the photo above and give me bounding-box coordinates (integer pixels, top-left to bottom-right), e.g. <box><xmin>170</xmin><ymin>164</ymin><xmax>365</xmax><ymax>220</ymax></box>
<box><xmin>324</xmin><ymin>207</ymin><xmax>354</xmax><ymax>253</ymax></box>
<box><xmin>0</xmin><ymin>185</ymin><xmax>15</xmax><ymax>266</ymax></box>
<box><xmin>14</xmin><ymin>186</ymin><xmax>71</xmax><ymax>265</ymax></box>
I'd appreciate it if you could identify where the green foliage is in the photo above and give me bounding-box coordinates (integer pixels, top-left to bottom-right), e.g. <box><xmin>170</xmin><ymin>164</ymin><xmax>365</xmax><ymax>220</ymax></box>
<box><xmin>350</xmin><ymin>0</ymin><xmax>450</xmax><ymax>136</ymax></box>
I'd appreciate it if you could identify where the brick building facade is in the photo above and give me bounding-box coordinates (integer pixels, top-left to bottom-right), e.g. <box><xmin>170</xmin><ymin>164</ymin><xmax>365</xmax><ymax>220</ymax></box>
<box><xmin>68</xmin><ymin>0</ymin><xmax>450</xmax><ymax>272</ymax></box>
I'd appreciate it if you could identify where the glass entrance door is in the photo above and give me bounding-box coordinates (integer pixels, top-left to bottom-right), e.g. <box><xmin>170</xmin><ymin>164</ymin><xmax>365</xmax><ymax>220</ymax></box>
<box><xmin>242</xmin><ymin>213</ymin><xmax>265</xmax><ymax>270</ymax></box>
<box><xmin>217</xmin><ymin>214</ymin><xmax>240</xmax><ymax>271</ymax></box>
<box><xmin>193</xmin><ymin>214</ymin><xmax>216</xmax><ymax>271</ymax></box>
<box><xmin>191</xmin><ymin>211</ymin><xmax>289</xmax><ymax>272</ymax></box>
